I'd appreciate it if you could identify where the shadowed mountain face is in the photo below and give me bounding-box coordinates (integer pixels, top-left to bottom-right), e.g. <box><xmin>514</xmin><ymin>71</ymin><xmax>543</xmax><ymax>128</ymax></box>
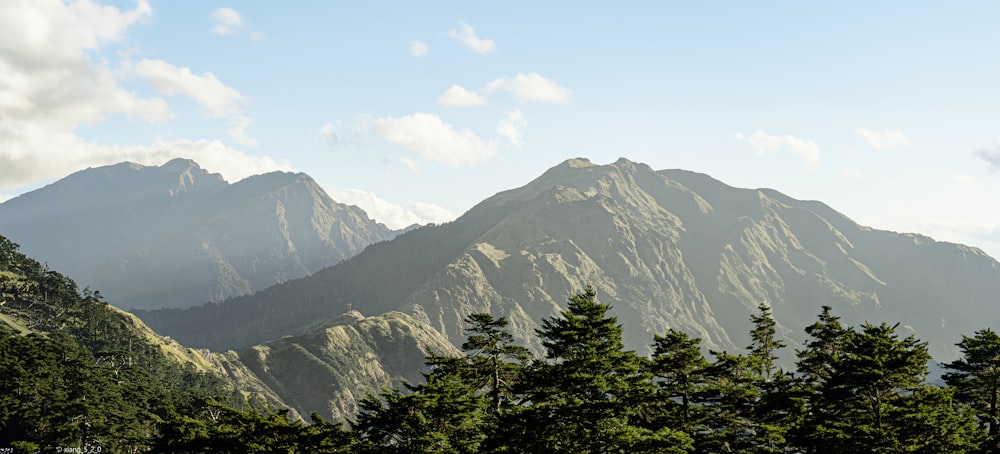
<box><xmin>0</xmin><ymin>158</ymin><xmax>398</xmax><ymax>310</ymax></box>
<box><xmin>138</xmin><ymin>157</ymin><xmax>1000</xmax><ymax>361</ymax></box>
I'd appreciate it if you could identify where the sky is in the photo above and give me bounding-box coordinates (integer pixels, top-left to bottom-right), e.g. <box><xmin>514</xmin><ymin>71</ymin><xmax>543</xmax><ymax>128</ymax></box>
<box><xmin>3</xmin><ymin>1</ymin><xmax>1000</xmax><ymax>258</ymax></box>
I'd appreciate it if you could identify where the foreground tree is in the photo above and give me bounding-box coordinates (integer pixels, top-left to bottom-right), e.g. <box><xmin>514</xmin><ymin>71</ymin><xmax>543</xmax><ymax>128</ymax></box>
<box><xmin>353</xmin><ymin>354</ymin><xmax>486</xmax><ymax>453</ymax></box>
<box><xmin>501</xmin><ymin>285</ymin><xmax>691</xmax><ymax>453</ymax></box>
<box><xmin>944</xmin><ymin>328</ymin><xmax>1000</xmax><ymax>450</ymax></box>
<box><xmin>798</xmin><ymin>320</ymin><xmax>980</xmax><ymax>453</ymax></box>
<box><xmin>461</xmin><ymin>313</ymin><xmax>533</xmax><ymax>415</ymax></box>
<box><xmin>649</xmin><ymin>329</ymin><xmax>709</xmax><ymax>437</ymax></box>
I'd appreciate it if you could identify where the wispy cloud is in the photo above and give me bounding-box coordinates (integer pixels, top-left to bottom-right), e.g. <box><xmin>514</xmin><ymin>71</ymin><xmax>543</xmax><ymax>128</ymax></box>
<box><xmin>856</xmin><ymin>128</ymin><xmax>911</xmax><ymax>150</ymax></box>
<box><xmin>447</xmin><ymin>21</ymin><xmax>495</xmax><ymax>54</ymax></box>
<box><xmin>211</xmin><ymin>8</ymin><xmax>244</xmax><ymax>35</ymax></box>
<box><xmin>497</xmin><ymin>109</ymin><xmax>527</xmax><ymax>147</ymax></box>
<box><xmin>400</xmin><ymin>156</ymin><xmax>421</xmax><ymax>174</ymax></box>
<box><xmin>737</xmin><ymin>130</ymin><xmax>821</xmax><ymax>169</ymax></box>
<box><xmin>486</xmin><ymin>73</ymin><xmax>572</xmax><ymax>104</ymax></box>
<box><xmin>438</xmin><ymin>85</ymin><xmax>487</xmax><ymax>107</ymax></box>
<box><xmin>227</xmin><ymin>116</ymin><xmax>258</xmax><ymax>146</ymax></box>
<box><xmin>410</xmin><ymin>40</ymin><xmax>428</xmax><ymax>57</ymax></box>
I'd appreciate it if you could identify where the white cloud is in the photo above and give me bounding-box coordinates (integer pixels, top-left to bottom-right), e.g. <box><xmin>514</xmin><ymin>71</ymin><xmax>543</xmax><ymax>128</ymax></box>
<box><xmin>856</xmin><ymin>128</ymin><xmax>911</xmax><ymax>150</ymax></box>
<box><xmin>371</xmin><ymin>113</ymin><xmax>495</xmax><ymax>166</ymax></box>
<box><xmin>227</xmin><ymin>115</ymin><xmax>257</xmax><ymax>146</ymax></box>
<box><xmin>211</xmin><ymin>8</ymin><xmax>243</xmax><ymax>35</ymax></box>
<box><xmin>134</xmin><ymin>59</ymin><xmax>244</xmax><ymax>118</ymax></box>
<box><xmin>400</xmin><ymin>156</ymin><xmax>421</xmax><ymax>174</ymax></box>
<box><xmin>328</xmin><ymin>188</ymin><xmax>456</xmax><ymax>229</ymax></box>
<box><xmin>438</xmin><ymin>85</ymin><xmax>487</xmax><ymax>107</ymax></box>
<box><xmin>0</xmin><ymin>1</ymin><xmax>287</xmax><ymax>192</ymax></box>
<box><xmin>447</xmin><ymin>21</ymin><xmax>495</xmax><ymax>54</ymax></box>
<box><xmin>486</xmin><ymin>73</ymin><xmax>572</xmax><ymax>104</ymax></box>
<box><xmin>0</xmin><ymin>0</ymin><xmax>167</xmax><ymax>126</ymax></box>
<box><xmin>737</xmin><ymin>130</ymin><xmax>821</xmax><ymax>169</ymax></box>
<box><xmin>410</xmin><ymin>40</ymin><xmax>428</xmax><ymax>57</ymax></box>
<box><xmin>0</xmin><ymin>194</ymin><xmax>13</xmax><ymax>204</ymax></box>
<box><xmin>497</xmin><ymin>109</ymin><xmax>527</xmax><ymax>147</ymax></box>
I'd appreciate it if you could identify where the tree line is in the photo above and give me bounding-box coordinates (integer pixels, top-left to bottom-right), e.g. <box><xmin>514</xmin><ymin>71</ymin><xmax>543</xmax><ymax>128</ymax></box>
<box><xmin>150</xmin><ymin>286</ymin><xmax>1000</xmax><ymax>453</ymax></box>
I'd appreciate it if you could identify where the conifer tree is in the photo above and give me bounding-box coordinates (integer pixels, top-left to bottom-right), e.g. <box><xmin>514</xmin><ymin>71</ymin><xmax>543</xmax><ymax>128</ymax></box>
<box><xmin>944</xmin><ymin>328</ymin><xmax>1000</xmax><ymax>449</ymax></box>
<box><xmin>650</xmin><ymin>329</ymin><xmax>709</xmax><ymax>436</ymax></box>
<box><xmin>797</xmin><ymin>319</ymin><xmax>979</xmax><ymax>453</ymax></box>
<box><xmin>505</xmin><ymin>285</ymin><xmax>691</xmax><ymax>453</ymax></box>
<box><xmin>353</xmin><ymin>353</ymin><xmax>486</xmax><ymax>453</ymax></box>
<box><xmin>461</xmin><ymin>313</ymin><xmax>532</xmax><ymax>415</ymax></box>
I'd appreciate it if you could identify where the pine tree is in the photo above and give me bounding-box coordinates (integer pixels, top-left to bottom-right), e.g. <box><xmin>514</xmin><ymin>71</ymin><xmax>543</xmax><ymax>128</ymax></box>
<box><xmin>944</xmin><ymin>328</ymin><xmax>1000</xmax><ymax>450</ymax></box>
<box><xmin>460</xmin><ymin>313</ymin><xmax>532</xmax><ymax>415</ymax></box>
<box><xmin>353</xmin><ymin>353</ymin><xmax>487</xmax><ymax>453</ymax></box>
<box><xmin>504</xmin><ymin>285</ymin><xmax>691</xmax><ymax>453</ymax></box>
<box><xmin>649</xmin><ymin>329</ymin><xmax>709</xmax><ymax>436</ymax></box>
<box><xmin>744</xmin><ymin>303</ymin><xmax>794</xmax><ymax>451</ymax></box>
<box><xmin>797</xmin><ymin>319</ymin><xmax>979</xmax><ymax>453</ymax></box>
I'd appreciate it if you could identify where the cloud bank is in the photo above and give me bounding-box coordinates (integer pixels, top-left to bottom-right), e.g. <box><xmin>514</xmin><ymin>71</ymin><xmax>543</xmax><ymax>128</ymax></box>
<box><xmin>0</xmin><ymin>0</ymin><xmax>282</xmax><ymax>191</ymax></box>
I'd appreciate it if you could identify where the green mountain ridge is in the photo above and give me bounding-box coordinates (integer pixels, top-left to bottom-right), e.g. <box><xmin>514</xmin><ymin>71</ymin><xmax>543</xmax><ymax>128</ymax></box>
<box><xmin>138</xmin><ymin>157</ymin><xmax>1000</xmax><ymax>365</ymax></box>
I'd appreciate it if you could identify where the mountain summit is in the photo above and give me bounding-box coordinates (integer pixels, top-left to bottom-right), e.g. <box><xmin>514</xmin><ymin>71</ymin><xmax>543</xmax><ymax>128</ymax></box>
<box><xmin>0</xmin><ymin>159</ymin><xmax>399</xmax><ymax>310</ymax></box>
<box><xmin>140</xmin><ymin>157</ymin><xmax>1000</xmax><ymax>361</ymax></box>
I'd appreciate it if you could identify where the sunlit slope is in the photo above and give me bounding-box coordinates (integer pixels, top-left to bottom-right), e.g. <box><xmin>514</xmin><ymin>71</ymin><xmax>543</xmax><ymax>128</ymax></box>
<box><xmin>139</xmin><ymin>157</ymin><xmax>1000</xmax><ymax>360</ymax></box>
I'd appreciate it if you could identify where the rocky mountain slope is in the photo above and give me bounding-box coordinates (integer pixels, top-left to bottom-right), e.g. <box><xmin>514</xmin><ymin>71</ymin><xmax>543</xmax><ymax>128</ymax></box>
<box><xmin>138</xmin><ymin>158</ymin><xmax>1000</xmax><ymax>362</ymax></box>
<box><xmin>0</xmin><ymin>158</ymin><xmax>399</xmax><ymax>310</ymax></box>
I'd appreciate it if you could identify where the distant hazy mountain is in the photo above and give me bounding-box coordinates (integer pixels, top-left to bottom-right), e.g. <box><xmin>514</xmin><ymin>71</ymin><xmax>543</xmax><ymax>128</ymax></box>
<box><xmin>0</xmin><ymin>158</ymin><xmax>399</xmax><ymax>310</ymax></box>
<box><xmin>138</xmin><ymin>157</ymin><xmax>1000</xmax><ymax>361</ymax></box>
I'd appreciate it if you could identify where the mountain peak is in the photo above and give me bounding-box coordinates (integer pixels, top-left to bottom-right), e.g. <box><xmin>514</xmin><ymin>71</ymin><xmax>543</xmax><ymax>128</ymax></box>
<box><xmin>161</xmin><ymin>157</ymin><xmax>201</xmax><ymax>172</ymax></box>
<box><xmin>563</xmin><ymin>157</ymin><xmax>595</xmax><ymax>168</ymax></box>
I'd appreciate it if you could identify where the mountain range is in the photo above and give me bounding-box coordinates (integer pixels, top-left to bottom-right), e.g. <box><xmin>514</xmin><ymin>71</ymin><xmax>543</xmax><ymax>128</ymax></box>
<box><xmin>6</xmin><ymin>156</ymin><xmax>1000</xmax><ymax>423</ymax></box>
<box><xmin>137</xmin><ymin>157</ymin><xmax>1000</xmax><ymax>364</ymax></box>
<box><xmin>0</xmin><ymin>158</ymin><xmax>400</xmax><ymax>310</ymax></box>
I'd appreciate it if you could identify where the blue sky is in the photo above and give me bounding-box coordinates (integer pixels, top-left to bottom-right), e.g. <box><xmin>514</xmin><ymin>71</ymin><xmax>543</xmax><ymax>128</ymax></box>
<box><xmin>4</xmin><ymin>1</ymin><xmax>1000</xmax><ymax>257</ymax></box>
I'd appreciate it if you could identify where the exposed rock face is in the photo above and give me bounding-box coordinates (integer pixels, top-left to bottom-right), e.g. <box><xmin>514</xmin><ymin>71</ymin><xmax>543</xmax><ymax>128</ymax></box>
<box><xmin>0</xmin><ymin>158</ymin><xmax>398</xmax><ymax>310</ymax></box>
<box><xmin>139</xmin><ymin>158</ymin><xmax>1000</xmax><ymax>362</ymax></box>
<box><xmin>229</xmin><ymin>310</ymin><xmax>460</xmax><ymax>422</ymax></box>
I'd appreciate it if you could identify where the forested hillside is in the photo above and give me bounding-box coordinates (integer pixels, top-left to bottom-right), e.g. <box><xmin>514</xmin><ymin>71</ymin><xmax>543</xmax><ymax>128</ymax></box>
<box><xmin>0</xmin><ymin>235</ymin><xmax>279</xmax><ymax>451</ymax></box>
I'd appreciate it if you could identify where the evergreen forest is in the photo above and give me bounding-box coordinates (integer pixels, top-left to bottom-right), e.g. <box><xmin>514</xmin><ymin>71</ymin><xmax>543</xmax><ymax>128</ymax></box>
<box><xmin>3</xmin><ymin>235</ymin><xmax>1000</xmax><ymax>453</ymax></box>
